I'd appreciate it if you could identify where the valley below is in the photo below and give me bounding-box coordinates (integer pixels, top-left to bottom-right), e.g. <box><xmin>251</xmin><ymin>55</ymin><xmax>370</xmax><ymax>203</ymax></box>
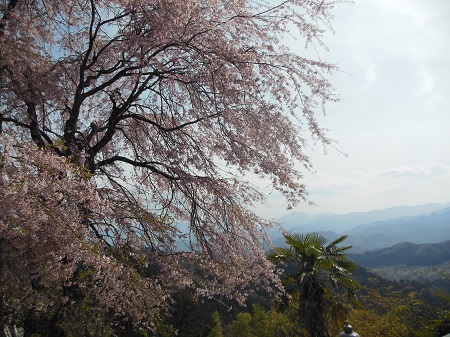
<box><xmin>370</xmin><ymin>261</ymin><xmax>450</xmax><ymax>282</ymax></box>
<box><xmin>274</xmin><ymin>202</ymin><xmax>450</xmax><ymax>290</ymax></box>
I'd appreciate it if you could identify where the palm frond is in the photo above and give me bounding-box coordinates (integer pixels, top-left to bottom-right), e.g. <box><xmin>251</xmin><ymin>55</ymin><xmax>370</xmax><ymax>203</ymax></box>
<box><xmin>327</xmin><ymin>235</ymin><xmax>349</xmax><ymax>247</ymax></box>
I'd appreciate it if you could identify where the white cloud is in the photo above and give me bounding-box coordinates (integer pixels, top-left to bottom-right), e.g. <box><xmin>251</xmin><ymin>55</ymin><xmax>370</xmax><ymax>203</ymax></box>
<box><xmin>307</xmin><ymin>175</ymin><xmax>362</xmax><ymax>196</ymax></box>
<box><xmin>360</xmin><ymin>61</ymin><xmax>378</xmax><ymax>92</ymax></box>
<box><xmin>416</xmin><ymin>67</ymin><xmax>435</xmax><ymax>96</ymax></box>
<box><xmin>258</xmin><ymin>0</ymin><xmax>450</xmax><ymax>218</ymax></box>
<box><xmin>359</xmin><ymin>163</ymin><xmax>450</xmax><ymax>179</ymax></box>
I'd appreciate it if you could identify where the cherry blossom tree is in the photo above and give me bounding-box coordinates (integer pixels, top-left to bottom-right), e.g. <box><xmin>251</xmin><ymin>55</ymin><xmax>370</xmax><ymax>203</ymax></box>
<box><xmin>0</xmin><ymin>0</ymin><xmax>341</xmax><ymax>333</ymax></box>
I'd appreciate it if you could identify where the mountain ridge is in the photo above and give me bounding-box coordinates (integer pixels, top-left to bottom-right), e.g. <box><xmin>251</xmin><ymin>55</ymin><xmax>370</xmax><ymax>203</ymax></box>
<box><xmin>272</xmin><ymin>202</ymin><xmax>450</xmax><ymax>252</ymax></box>
<box><xmin>276</xmin><ymin>202</ymin><xmax>450</xmax><ymax>233</ymax></box>
<box><xmin>348</xmin><ymin>240</ymin><xmax>450</xmax><ymax>267</ymax></box>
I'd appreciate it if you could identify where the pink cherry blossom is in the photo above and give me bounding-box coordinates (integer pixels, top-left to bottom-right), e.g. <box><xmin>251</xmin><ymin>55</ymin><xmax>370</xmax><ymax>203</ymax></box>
<box><xmin>0</xmin><ymin>0</ymin><xmax>341</xmax><ymax>330</ymax></box>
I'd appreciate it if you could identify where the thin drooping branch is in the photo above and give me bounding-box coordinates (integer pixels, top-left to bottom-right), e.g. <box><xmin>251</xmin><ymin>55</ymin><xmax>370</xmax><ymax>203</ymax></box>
<box><xmin>0</xmin><ymin>0</ymin><xmax>19</xmax><ymax>32</ymax></box>
<box><xmin>1</xmin><ymin>0</ymin><xmax>340</xmax><ymax>331</ymax></box>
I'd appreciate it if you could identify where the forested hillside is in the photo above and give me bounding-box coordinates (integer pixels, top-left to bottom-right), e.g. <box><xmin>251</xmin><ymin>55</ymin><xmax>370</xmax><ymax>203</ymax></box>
<box><xmin>153</xmin><ymin>236</ymin><xmax>450</xmax><ymax>337</ymax></box>
<box><xmin>349</xmin><ymin>240</ymin><xmax>450</xmax><ymax>267</ymax></box>
<box><xmin>151</xmin><ymin>263</ymin><xmax>450</xmax><ymax>337</ymax></box>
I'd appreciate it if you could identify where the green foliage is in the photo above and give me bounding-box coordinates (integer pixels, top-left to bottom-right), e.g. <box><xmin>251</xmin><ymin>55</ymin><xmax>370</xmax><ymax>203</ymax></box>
<box><xmin>150</xmin><ymin>264</ymin><xmax>445</xmax><ymax>337</ymax></box>
<box><xmin>228</xmin><ymin>312</ymin><xmax>255</xmax><ymax>337</ymax></box>
<box><xmin>225</xmin><ymin>305</ymin><xmax>306</xmax><ymax>337</ymax></box>
<box><xmin>417</xmin><ymin>275</ymin><xmax>450</xmax><ymax>337</ymax></box>
<box><xmin>208</xmin><ymin>312</ymin><xmax>224</xmax><ymax>337</ymax></box>
<box><xmin>347</xmin><ymin>270</ymin><xmax>438</xmax><ymax>337</ymax></box>
<box><xmin>268</xmin><ymin>233</ymin><xmax>362</xmax><ymax>337</ymax></box>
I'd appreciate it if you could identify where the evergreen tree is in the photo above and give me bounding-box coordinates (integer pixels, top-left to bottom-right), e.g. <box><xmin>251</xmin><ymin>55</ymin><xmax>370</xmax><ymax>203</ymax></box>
<box><xmin>207</xmin><ymin>312</ymin><xmax>224</xmax><ymax>337</ymax></box>
<box><xmin>269</xmin><ymin>233</ymin><xmax>362</xmax><ymax>337</ymax></box>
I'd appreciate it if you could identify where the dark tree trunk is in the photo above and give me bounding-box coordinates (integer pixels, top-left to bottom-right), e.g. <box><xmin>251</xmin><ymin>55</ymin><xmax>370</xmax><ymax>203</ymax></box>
<box><xmin>300</xmin><ymin>280</ymin><xmax>330</xmax><ymax>337</ymax></box>
<box><xmin>0</xmin><ymin>239</ymin><xmax>6</xmax><ymax>337</ymax></box>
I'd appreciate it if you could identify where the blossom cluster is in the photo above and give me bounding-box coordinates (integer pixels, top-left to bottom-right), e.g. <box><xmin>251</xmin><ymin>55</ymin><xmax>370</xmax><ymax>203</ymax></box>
<box><xmin>0</xmin><ymin>0</ymin><xmax>340</xmax><ymax>330</ymax></box>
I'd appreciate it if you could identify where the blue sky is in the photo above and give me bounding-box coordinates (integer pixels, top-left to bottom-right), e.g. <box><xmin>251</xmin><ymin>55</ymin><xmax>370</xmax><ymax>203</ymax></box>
<box><xmin>255</xmin><ymin>0</ymin><xmax>450</xmax><ymax>219</ymax></box>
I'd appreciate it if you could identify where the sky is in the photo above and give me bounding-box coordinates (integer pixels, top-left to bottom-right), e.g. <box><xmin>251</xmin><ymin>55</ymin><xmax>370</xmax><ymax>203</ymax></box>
<box><xmin>256</xmin><ymin>0</ymin><xmax>450</xmax><ymax>219</ymax></box>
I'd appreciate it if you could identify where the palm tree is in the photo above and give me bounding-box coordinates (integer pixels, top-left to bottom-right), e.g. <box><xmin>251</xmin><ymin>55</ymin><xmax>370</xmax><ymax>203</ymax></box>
<box><xmin>268</xmin><ymin>233</ymin><xmax>363</xmax><ymax>337</ymax></box>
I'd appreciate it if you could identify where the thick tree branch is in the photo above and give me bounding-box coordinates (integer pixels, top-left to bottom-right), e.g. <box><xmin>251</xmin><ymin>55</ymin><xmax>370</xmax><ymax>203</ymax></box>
<box><xmin>96</xmin><ymin>155</ymin><xmax>179</xmax><ymax>181</ymax></box>
<box><xmin>119</xmin><ymin>113</ymin><xmax>209</xmax><ymax>132</ymax></box>
<box><xmin>25</xmin><ymin>102</ymin><xmax>46</xmax><ymax>148</ymax></box>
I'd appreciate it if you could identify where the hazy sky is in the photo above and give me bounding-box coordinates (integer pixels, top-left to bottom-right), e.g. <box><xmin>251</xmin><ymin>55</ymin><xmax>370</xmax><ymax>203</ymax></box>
<box><xmin>256</xmin><ymin>0</ymin><xmax>450</xmax><ymax>219</ymax></box>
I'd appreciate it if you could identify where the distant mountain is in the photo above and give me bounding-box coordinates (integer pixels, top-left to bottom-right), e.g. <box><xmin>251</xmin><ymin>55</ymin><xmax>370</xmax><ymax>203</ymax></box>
<box><xmin>276</xmin><ymin>212</ymin><xmax>332</xmax><ymax>231</ymax></box>
<box><xmin>271</xmin><ymin>230</ymin><xmax>341</xmax><ymax>249</ymax></box>
<box><xmin>343</xmin><ymin>207</ymin><xmax>450</xmax><ymax>250</ymax></box>
<box><xmin>347</xmin><ymin>207</ymin><xmax>450</xmax><ymax>235</ymax></box>
<box><xmin>276</xmin><ymin>202</ymin><xmax>450</xmax><ymax>234</ymax></box>
<box><xmin>272</xmin><ymin>203</ymin><xmax>450</xmax><ymax>252</ymax></box>
<box><xmin>348</xmin><ymin>240</ymin><xmax>450</xmax><ymax>267</ymax></box>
